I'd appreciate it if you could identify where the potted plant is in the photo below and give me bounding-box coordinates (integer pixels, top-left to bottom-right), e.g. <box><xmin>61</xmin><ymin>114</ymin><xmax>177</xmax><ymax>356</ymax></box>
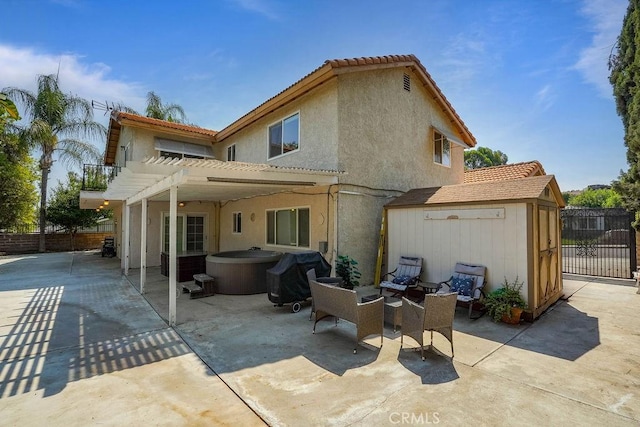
<box><xmin>484</xmin><ymin>277</ymin><xmax>527</xmax><ymax>324</ymax></box>
<box><xmin>335</xmin><ymin>255</ymin><xmax>362</xmax><ymax>290</ymax></box>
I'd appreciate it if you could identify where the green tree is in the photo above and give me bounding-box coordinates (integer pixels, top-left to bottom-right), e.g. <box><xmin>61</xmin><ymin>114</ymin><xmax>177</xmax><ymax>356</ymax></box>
<box><xmin>562</xmin><ymin>192</ymin><xmax>574</xmax><ymax>205</ymax></box>
<box><xmin>145</xmin><ymin>91</ymin><xmax>187</xmax><ymax>123</ymax></box>
<box><xmin>47</xmin><ymin>172</ymin><xmax>102</xmax><ymax>250</ymax></box>
<box><xmin>4</xmin><ymin>74</ymin><xmax>105</xmax><ymax>252</ymax></box>
<box><xmin>0</xmin><ymin>128</ymin><xmax>38</xmax><ymax>229</ymax></box>
<box><xmin>0</xmin><ymin>93</ymin><xmax>20</xmax><ymax>132</ymax></box>
<box><xmin>568</xmin><ymin>188</ymin><xmax>623</xmax><ymax>208</ymax></box>
<box><xmin>609</xmin><ymin>0</ymin><xmax>640</xmax><ymax>215</ymax></box>
<box><xmin>464</xmin><ymin>146</ymin><xmax>508</xmax><ymax>169</ymax></box>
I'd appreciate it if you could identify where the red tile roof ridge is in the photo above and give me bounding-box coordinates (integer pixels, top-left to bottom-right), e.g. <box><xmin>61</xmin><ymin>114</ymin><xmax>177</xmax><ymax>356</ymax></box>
<box><xmin>113</xmin><ymin>111</ymin><xmax>218</xmax><ymax>137</ymax></box>
<box><xmin>464</xmin><ymin>160</ymin><xmax>546</xmax><ymax>183</ymax></box>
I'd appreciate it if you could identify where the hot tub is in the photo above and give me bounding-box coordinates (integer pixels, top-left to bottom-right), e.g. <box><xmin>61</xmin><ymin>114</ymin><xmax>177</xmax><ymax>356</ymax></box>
<box><xmin>205</xmin><ymin>250</ymin><xmax>283</xmax><ymax>295</ymax></box>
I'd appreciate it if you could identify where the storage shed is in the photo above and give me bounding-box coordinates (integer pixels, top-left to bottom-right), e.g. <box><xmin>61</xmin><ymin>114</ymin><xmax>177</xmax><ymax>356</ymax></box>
<box><xmin>383</xmin><ymin>174</ymin><xmax>565</xmax><ymax>320</ymax></box>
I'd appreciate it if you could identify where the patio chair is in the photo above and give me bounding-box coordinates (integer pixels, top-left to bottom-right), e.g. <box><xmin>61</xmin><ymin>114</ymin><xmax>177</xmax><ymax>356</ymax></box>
<box><xmin>379</xmin><ymin>256</ymin><xmax>423</xmax><ymax>298</ymax></box>
<box><xmin>437</xmin><ymin>262</ymin><xmax>487</xmax><ymax>319</ymax></box>
<box><xmin>400</xmin><ymin>292</ymin><xmax>458</xmax><ymax>360</ymax></box>
<box><xmin>310</xmin><ymin>279</ymin><xmax>384</xmax><ymax>353</ymax></box>
<box><xmin>306</xmin><ymin>268</ymin><xmax>343</xmax><ymax>320</ymax></box>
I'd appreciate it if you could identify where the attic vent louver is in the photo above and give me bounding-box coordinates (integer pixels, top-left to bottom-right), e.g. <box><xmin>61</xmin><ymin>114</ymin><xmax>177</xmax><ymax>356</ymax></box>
<box><xmin>403</xmin><ymin>73</ymin><xmax>411</xmax><ymax>92</ymax></box>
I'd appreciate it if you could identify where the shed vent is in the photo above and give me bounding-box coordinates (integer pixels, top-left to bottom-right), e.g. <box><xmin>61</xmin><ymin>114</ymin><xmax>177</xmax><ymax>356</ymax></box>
<box><xmin>403</xmin><ymin>73</ymin><xmax>411</xmax><ymax>92</ymax></box>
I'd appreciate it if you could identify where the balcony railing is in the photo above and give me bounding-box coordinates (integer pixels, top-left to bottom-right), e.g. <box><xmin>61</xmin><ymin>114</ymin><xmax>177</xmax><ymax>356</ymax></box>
<box><xmin>82</xmin><ymin>164</ymin><xmax>120</xmax><ymax>191</ymax></box>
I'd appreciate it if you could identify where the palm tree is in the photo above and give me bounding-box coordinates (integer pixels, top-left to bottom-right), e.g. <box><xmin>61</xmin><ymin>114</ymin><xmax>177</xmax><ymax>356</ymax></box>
<box><xmin>4</xmin><ymin>74</ymin><xmax>105</xmax><ymax>252</ymax></box>
<box><xmin>145</xmin><ymin>91</ymin><xmax>187</xmax><ymax>123</ymax></box>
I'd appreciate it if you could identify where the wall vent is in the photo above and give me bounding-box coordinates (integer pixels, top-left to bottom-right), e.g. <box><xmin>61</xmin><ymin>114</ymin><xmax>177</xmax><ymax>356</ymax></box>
<box><xmin>403</xmin><ymin>73</ymin><xmax>411</xmax><ymax>92</ymax></box>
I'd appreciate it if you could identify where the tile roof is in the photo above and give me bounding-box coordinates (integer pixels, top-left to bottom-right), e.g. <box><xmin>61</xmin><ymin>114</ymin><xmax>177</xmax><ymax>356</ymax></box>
<box><xmin>114</xmin><ymin>112</ymin><xmax>218</xmax><ymax>137</ymax></box>
<box><xmin>385</xmin><ymin>175</ymin><xmax>563</xmax><ymax>208</ymax></box>
<box><xmin>216</xmin><ymin>54</ymin><xmax>475</xmax><ymax>146</ymax></box>
<box><xmin>464</xmin><ymin>161</ymin><xmax>545</xmax><ymax>184</ymax></box>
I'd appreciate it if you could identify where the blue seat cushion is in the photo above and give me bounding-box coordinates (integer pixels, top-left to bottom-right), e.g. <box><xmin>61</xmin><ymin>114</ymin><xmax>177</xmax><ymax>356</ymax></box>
<box><xmin>392</xmin><ymin>275</ymin><xmax>414</xmax><ymax>286</ymax></box>
<box><xmin>450</xmin><ymin>277</ymin><xmax>474</xmax><ymax>297</ymax></box>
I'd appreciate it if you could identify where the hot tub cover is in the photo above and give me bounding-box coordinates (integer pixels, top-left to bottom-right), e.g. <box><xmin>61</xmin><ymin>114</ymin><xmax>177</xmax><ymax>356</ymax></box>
<box><xmin>267</xmin><ymin>251</ymin><xmax>332</xmax><ymax>305</ymax></box>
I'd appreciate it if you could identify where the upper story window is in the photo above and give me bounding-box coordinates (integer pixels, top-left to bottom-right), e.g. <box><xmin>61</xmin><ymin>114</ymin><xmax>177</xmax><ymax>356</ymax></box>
<box><xmin>155</xmin><ymin>138</ymin><xmax>214</xmax><ymax>160</ymax></box>
<box><xmin>433</xmin><ymin>130</ymin><xmax>451</xmax><ymax>167</ymax></box>
<box><xmin>268</xmin><ymin>112</ymin><xmax>299</xmax><ymax>159</ymax></box>
<box><xmin>227</xmin><ymin>144</ymin><xmax>236</xmax><ymax>161</ymax></box>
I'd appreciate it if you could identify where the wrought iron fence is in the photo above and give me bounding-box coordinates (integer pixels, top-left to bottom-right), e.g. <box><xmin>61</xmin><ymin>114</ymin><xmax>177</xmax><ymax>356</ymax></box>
<box><xmin>561</xmin><ymin>208</ymin><xmax>636</xmax><ymax>279</ymax></box>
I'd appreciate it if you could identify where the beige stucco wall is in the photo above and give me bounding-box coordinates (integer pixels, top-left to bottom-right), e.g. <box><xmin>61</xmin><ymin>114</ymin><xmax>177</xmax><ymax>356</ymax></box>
<box><xmin>215</xmin><ymin>80</ymin><xmax>340</xmax><ymax>170</ymax></box>
<box><xmin>330</xmin><ymin>67</ymin><xmax>466</xmax><ymax>284</ymax></box>
<box><xmin>217</xmin><ymin>187</ymin><xmax>338</xmax><ymax>268</ymax></box>
<box><xmin>386</xmin><ymin>203</ymin><xmax>531</xmax><ymax>303</ymax></box>
<box><xmin>336</xmin><ymin>67</ymin><xmax>465</xmax><ymax>190</ymax></box>
<box><xmin>114</xmin><ymin>127</ymin><xmax>214</xmax><ymax>166</ymax></box>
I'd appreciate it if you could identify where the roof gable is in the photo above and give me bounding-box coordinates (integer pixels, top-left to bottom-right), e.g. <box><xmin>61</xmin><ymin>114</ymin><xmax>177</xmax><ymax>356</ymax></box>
<box><xmin>215</xmin><ymin>54</ymin><xmax>476</xmax><ymax>146</ymax></box>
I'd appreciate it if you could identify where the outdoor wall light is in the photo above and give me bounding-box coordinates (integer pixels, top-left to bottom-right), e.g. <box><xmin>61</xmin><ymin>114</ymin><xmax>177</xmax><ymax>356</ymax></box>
<box><xmin>103</xmin><ymin>200</ymin><xmax>110</xmax><ymax>206</ymax></box>
<box><xmin>178</xmin><ymin>202</ymin><xmax>186</xmax><ymax>207</ymax></box>
<box><xmin>99</xmin><ymin>204</ymin><xmax>104</xmax><ymax>209</ymax></box>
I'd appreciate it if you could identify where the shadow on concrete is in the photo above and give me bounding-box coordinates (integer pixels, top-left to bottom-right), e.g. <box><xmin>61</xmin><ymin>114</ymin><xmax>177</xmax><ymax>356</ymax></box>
<box><xmin>503</xmin><ymin>302</ymin><xmax>600</xmax><ymax>361</ymax></box>
<box><xmin>0</xmin><ymin>252</ymin><xmax>188</xmax><ymax>398</ymax></box>
<box><xmin>397</xmin><ymin>348</ymin><xmax>459</xmax><ymax>384</ymax></box>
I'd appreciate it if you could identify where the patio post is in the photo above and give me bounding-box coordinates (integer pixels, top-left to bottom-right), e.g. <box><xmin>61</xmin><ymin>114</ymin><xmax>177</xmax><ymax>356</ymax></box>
<box><xmin>140</xmin><ymin>197</ymin><xmax>147</xmax><ymax>294</ymax></box>
<box><xmin>124</xmin><ymin>202</ymin><xmax>130</xmax><ymax>275</ymax></box>
<box><xmin>169</xmin><ymin>185</ymin><xmax>177</xmax><ymax>326</ymax></box>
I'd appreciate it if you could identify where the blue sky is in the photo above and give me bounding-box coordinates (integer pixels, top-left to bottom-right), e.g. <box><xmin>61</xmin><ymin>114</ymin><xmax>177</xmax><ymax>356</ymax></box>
<box><xmin>1</xmin><ymin>0</ymin><xmax>629</xmax><ymax>192</ymax></box>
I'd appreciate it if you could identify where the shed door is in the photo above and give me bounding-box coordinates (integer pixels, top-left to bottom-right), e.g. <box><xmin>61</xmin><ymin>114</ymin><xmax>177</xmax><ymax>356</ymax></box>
<box><xmin>538</xmin><ymin>206</ymin><xmax>560</xmax><ymax>309</ymax></box>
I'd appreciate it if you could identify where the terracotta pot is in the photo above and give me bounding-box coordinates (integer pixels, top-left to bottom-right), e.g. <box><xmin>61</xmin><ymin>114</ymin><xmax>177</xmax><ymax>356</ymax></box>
<box><xmin>501</xmin><ymin>307</ymin><xmax>523</xmax><ymax>324</ymax></box>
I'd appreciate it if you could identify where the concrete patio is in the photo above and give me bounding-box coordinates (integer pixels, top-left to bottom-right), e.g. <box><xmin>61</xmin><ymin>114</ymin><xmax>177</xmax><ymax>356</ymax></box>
<box><xmin>1</xmin><ymin>251</ymin><xmax>639</xmax><ymax>425</ymax></box>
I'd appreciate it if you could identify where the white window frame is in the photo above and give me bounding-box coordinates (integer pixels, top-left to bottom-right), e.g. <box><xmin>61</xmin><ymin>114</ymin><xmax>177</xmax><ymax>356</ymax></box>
<box><xmin>232</xmin><ymin>212</ymin><xmax>242</xmax><ymax>234</ymax></box>
<box><xmin>161</xmin><ymin>212</ymin><xmax>207</xmax><ymax>253</ymax></box>
<box><xmin>433</xmin><ymin>130</ymin><xmax>451</xmax><ymax>167</ymax></box>
<box><xmin>155</xmin><ymin>138</ymin><xmax>214</xmax><ymax>160</ymax></box>
<box><xmin>267</xmin><ymin>112</ymin><xmax>300</xmax><ymax>160</ymax></box>
<box><xmin>265</xmin><ymin>206</ymin><xmax>310</xmax><ymax>248</ymax></box>
<box><xmin>227</xmin><ymin>144</ymin><xmax>236</xmax><ymax>161</ymax></box>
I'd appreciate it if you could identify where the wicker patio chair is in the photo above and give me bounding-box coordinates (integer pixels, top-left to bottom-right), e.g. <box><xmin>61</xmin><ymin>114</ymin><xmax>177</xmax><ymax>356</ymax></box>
<box><xmin>309</xmin><ymin>279</ymin><xmax>384</xmax><ymax>353</ymax></box>
<box><xmin>379</xmin><ymin>256</ymin><xmax>423</xmax><ymax>298</ymax></box>
<box><xmin>437</xmin><ymin>262</ymin><xmax>487</xmax><ymax>319</ymax></box>
<box><xmin>306</xmin><ymin>268</ymin><xmax>344</xmax><ymax>320</ymax></box>
<box><xmin>400</xmin><ymin>292</ymin><xmax>458</xmax><ymax>360</ymax></box>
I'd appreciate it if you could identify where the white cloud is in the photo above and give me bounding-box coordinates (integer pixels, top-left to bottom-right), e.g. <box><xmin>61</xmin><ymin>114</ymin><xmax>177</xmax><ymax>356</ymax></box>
<box><xmin>0</xmin><ymin>44</ymin><xmax>145</xmax><ymax>114</ymax></box>
<box><xmin>574</xmin><ymin>0</ymin><xmax>627</xmax><ymax>98</ymax></box>
<box><xmin>437</xmin><ymin>33</ymin><xmax>489</xmax><ymax>85</ymax></box>
<box><xmin>534</xmin><ymin>84</ymin><xmax>555</xmax><ymax>111</ymax></box>
<box><xmin>228</xmin><ymin>0</ymin><xmax>281</xmax><ymax>20</ymax></box>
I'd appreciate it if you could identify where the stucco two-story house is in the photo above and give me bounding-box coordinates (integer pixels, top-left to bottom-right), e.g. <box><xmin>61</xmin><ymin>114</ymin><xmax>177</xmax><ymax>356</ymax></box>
<box><xmin>80</xmin><ymin>54</ymin><xmax>476</xmax><ymax>323</ymax></box>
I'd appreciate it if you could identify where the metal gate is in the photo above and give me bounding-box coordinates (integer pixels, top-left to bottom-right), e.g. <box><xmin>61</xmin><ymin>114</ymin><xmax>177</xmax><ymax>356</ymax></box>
<box><xmin>561</xmin><ymin>208</ymin><xmax>636</xmax><ymax>278</ymax></box>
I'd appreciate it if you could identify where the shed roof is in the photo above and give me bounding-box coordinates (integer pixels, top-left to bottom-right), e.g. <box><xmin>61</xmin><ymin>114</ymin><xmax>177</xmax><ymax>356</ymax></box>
<box><xmin>464</xmin><ymin>161</ymin><xmax>545</xmax><ymax>184</ymax></box>
<box><xmin>385</xmin><ymin>175</ymin><xmax>565</xmax><ymax>208</ymax></box>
